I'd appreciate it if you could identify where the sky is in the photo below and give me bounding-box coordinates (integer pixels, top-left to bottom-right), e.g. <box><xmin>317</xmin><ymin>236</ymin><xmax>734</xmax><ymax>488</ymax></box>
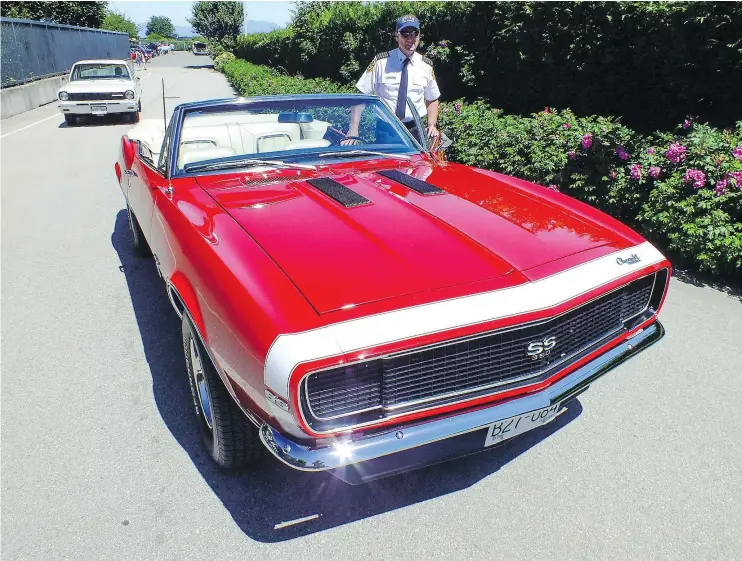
<box><xmin>108</xmin><ymin>1</ymin><xmax>294</xmax><ymax>31</ymax></box>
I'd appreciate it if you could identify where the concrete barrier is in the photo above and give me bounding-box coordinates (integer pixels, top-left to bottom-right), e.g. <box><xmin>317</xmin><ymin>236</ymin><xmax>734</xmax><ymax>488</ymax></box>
<box><xmin>1</xmin><ymin>74</ymin><xmax>68</xmax><ymax>119</ymax></box>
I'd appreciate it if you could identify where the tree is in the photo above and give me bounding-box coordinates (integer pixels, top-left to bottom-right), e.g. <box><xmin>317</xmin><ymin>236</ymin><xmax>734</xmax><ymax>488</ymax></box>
<box><xmin>188</xmin><ymin>1</ymin><xmax>244</xmax><ymax>52</ymax></box>
<box><xmin>146</xmin><ymin>15</ymin><xmax>175</xmax><ymax>38</ymax></box>
<box><xmin>0</xmin><ymin>1</ymin><xmax>107</xmax><ymax>28</ymax></box>
<box><xmin>101</xmin><ymin>10</ymin><xmax>139</xmax><ymax>40</ymax></box>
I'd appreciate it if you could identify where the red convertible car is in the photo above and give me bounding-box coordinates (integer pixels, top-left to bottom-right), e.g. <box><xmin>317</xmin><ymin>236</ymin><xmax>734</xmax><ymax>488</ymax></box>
<box><xmin>116</xmin><ymin>95</ymin><xmax>670</xmax><ymax>483</ymax></box>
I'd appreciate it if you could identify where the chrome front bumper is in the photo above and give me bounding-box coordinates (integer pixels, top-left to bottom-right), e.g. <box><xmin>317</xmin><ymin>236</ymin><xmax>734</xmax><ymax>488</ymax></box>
<box><xmin>260</xmin><ymin>321</ymin><xmax>664</xmax><ymax>482</ymax></box>
<box><xmin>59</xmin><ymin>101</ymin><xmax>138</xmax><ymax>115</ymax></box>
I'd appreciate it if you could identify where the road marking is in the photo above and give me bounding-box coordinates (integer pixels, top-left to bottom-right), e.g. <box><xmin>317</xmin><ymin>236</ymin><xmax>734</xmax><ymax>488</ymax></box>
<box><xmin>0</xmin><ymin>113</ymin><xmax>60</xmax><ymax>139</ymax></box>
<box><xmin>139</xmin><ymin>72</ymin><xmax>153</xmax><ymax>80</ymax></box>
<box><xmin>273</xmin><ymin>514</ymin><xmax>320</xmax><ymax>529</ymax></box>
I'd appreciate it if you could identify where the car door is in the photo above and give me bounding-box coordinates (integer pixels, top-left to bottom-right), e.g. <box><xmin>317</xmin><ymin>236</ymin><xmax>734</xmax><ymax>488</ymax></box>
<box><xmin>127</xmin><ymin>143</ymin><xmax>166</xmax><ymax>241</ymax></box>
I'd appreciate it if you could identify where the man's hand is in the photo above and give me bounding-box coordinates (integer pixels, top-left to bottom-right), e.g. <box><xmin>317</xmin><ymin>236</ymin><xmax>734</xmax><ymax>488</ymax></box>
<box><xmin>427</xmin><ymin>123</ymin><xmax>440</xmax><ymax>141</ymax></box>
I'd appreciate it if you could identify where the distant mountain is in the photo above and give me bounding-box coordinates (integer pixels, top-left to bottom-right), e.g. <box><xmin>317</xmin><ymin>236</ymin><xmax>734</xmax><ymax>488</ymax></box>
<box><xmin>245</xmin><ymin>20</ymin><xmax>280</xmax><ymax>34</ymax></box>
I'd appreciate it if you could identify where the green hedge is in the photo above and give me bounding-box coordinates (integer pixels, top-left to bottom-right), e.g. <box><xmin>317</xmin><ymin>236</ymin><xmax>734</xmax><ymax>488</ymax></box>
<box><xmin>236</xmin><ymin>1</ymin><xmax>742</xmax><ymax>133</ymax></box>
<box><xmin>220</xmin><ymin>59</ymin><xmax>742</xmax><ymax>277</ymax></box>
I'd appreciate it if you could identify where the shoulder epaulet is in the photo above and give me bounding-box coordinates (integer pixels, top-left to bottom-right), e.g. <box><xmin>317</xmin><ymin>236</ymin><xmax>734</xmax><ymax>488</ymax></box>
<box><xmin>422</xmin><ymin>55</ymin><xmax>434</xmax><ymax>67</ymax></box>
<box><xmin>366</xmin><ymin>52</ymin><xmax>389</xmax><ymax>72</ymax></box>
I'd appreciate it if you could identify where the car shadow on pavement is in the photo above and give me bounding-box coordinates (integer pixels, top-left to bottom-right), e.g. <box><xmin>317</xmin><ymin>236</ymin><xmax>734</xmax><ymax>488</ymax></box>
<box><xmin>59</xmin><ymin>115</ymin><xmax>132</xmax><ymax>128</ymax></box>
<box><xmin>184</xmin><ymin>64</ymin><xmax>215</xmax><ymax>70</ymax></box>
<box><xmin>111</xmin><ymin>209</ymin><xmax>583</xmax><ymax>543</ymax></box>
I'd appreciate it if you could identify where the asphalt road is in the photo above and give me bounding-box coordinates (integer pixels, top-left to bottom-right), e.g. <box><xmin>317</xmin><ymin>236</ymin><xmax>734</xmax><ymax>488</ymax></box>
<box><xmin>2</xmin><ymin>52</ymin><xmax>741</xmax><ymax>561</ymax></box>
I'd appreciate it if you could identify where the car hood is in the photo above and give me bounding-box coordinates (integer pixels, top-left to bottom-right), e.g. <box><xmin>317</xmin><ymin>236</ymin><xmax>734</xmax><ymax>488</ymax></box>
<box><xmin>62</xmin><ymin>79</ymin><xmax>134</xmax><ymax>93</ymax></box>
<box><xmin>199</xmin><ymin>162</ymin><xmax>632</xmax><ymax>315</ymax></box>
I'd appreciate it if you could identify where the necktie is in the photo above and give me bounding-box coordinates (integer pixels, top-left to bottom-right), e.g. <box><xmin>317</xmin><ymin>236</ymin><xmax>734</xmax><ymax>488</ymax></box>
<box><xmin>395</xmin><ymin>57</ymin><xmax>410</xmax><ymax>120</ymax></box>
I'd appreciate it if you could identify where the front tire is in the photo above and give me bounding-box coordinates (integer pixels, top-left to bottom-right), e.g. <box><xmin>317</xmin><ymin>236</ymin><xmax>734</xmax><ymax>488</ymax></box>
<box><xmin>182</xmin><ymin>315</ymin><xmax>260</xmax><ymax>469</ymax></box>
<box><xmin>64</xmin><ymin>114</ymin><xmax>77</xmax><ymax>126</ymax></box>
<box><xmin>127</xmin><ymin>205</ymin><xmax>151</xmax><ymax>257</ymax></box>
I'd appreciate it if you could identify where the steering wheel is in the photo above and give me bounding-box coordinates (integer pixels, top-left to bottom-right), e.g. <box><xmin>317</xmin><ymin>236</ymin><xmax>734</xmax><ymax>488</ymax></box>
<box><xmin>335</xmin><ymin>135</ymin><xmax>364</xmax><ymax>146</ymax></box>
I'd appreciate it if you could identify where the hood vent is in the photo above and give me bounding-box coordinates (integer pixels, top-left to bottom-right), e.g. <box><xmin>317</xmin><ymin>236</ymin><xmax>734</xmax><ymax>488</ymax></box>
<box><xmin>377</xmin><ymin>169</ymin><xmax>445</xmax><ymax>195</ymax></box>
<box><xmin>305</xmin><ymin>177</ymin><xmax>371</xmax><ymax>208</ymax></box>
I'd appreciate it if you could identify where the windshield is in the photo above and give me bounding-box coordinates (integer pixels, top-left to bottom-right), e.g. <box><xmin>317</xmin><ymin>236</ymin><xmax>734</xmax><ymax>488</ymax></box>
<box><xmin>71</xmin><ymin>64</ymin><xmax>130</xmax><ymax>81</ymax></box>
<box><xmin>193</xmin><ymin>42</ymin><xmax>207</xmax><ymax>49</ymax></box>
<box><xmin>175</xmin><ymin>97</ymin><xmax>420</xmax><ymax>174</ymax></box>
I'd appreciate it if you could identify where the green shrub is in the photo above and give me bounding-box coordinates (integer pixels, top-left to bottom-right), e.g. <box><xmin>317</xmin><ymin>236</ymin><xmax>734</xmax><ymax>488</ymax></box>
<box><xmin>213</xmin><ymin>51</ymin><xmax>235</xmax><ymax>71</ymax></box>
<box><xmin>235</xmin><ymin>1</ymin><xmax>742</xmax><ymax>133</ymax></box>
<box><xmin>221</xmin><ymin>58</ymin><xmax>353</xmax><ymax>96</ymax></box>
<box><xmin>219</xmin><ymin>59</ymin><xmax>742</xmax><ymax>277</ymax></box>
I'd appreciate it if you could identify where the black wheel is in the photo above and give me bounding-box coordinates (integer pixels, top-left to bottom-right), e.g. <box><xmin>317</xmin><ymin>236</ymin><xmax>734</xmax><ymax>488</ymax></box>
<box><xmin>64</xmin><ymin>114</ymin><xmax>77</xmax><ymax>126</ymax></box>
<box><xmin>127</xmin><ymin>205</ymin><xmax>151</xmax><ymax>257</ymax></box>
<box><xmin>129</xmin><ymin>111</ymin><xmax>139</xmax><ymax>123</ymax></box>
<box><xmin>182</xmin><ymin>315</ymin><xmax>260</xmax><ymax>468</ymax></box>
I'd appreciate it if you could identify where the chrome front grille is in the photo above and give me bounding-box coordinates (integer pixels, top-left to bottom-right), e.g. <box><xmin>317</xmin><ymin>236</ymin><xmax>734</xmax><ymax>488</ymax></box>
<box><xmin>303</xmin><ymin>272</ymin><xmax>660</xmax><ymax>426</ymax></box>
<box><xmin>68</xmin><ymin>92</ymin><xmax>126</xmax><ymax>101</ymax></box>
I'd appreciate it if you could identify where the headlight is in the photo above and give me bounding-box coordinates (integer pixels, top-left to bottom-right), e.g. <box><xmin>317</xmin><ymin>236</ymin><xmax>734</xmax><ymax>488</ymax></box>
<box><xmin>59</xmin><ymin>91</ymin><xmax>69</xmax><ymax>101</ymax></box>
<box><xmin>125</xmin><ymin>90</ymin><xmax>135</xmax><ymax>100</ymax></box>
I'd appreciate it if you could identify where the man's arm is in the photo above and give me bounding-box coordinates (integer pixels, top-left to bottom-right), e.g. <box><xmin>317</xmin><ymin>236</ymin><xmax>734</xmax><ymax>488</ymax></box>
<box><xmin>425</xmin><ymin>98</ymin><xmax>440</xmax><ymax>140</ymax></box>
<box><xmin>345</xmin><ymin>103</ymin><xmax>366</xmax><ymax>138</ymax></box>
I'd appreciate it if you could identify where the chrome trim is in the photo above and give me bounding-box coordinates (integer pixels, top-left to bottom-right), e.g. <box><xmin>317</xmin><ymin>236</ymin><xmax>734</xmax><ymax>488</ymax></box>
<box><xmin>299</xmin><ymin>270</ymin><xmax>659</xmax><ymax>429</ymax></box>
<box><xmin>166</xmin><ymin>284</ymin><xmax>184</xmax><ymax>319</ymax></box>
<box><xmin>261</xmin><ymin>321</ymin><xmax>665</xmax><ymax>472</ymax></box>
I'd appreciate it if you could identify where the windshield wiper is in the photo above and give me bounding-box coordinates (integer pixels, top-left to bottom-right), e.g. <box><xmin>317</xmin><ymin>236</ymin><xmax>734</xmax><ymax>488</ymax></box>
<box><xmin>317</xmin><ymin>150</ymin><xmax>411</xmax><ymax>161</ymax></box>
<box><xmin>184</xmin><ymin>158</ymin><xmax>316</xmax><ymax>173</ymax></box>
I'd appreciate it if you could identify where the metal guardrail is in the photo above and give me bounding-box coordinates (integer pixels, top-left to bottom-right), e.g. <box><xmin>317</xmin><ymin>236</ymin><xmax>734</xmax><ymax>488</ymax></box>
<box><xmin>1</xmin><ymin>17</ymin><xmax>130</xmax><ymax>87</ymax></box>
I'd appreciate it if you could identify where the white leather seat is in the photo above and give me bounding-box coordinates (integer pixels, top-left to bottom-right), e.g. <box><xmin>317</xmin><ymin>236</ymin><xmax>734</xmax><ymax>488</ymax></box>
<box><xmin>178</xmin><ymin>145</ymin><xmax>237</xmax><ymax>168</ymax></box>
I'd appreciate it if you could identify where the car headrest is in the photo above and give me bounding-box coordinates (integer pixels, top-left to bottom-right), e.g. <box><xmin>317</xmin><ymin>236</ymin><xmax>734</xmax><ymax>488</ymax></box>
<box><xmin>178</xmin><ymin>145</ymin><xmax>238</xmax><ymax>168</ymax></box>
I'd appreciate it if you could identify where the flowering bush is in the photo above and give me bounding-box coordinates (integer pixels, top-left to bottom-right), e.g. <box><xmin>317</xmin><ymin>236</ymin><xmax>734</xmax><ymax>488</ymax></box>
<box><xmin>439</xmin><ymin>104</ymin><xmax>742</xmax><ymax>275</ymax></box>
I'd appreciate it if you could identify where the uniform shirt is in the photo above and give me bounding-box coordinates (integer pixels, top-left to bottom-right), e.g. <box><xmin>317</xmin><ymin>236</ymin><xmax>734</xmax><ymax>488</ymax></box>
<box><xmin>356</xmin><ymin>48</ymin><xmax>441</xmax><ymax>122</ymax></box>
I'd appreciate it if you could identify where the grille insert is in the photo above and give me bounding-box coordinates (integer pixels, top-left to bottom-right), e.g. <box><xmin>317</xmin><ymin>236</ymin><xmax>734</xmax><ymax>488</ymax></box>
<box><xmin>305</xmin><ymin>177</ymin><xmax>370</xmax><ymax>208</ymax></box>
<box><xmin>377</xmin><ymin>169</ymin><xmax>444</xmax><ymax>195</ymax></box>
<box><xmin>304</xmin><ymin>272</ymin><xmax>657</xmax><ymax>422</ymax></box>
<box><xmin>68</xmin><ymin>92</ymin><xmax>126</xmax><ymax>101</ymax></box>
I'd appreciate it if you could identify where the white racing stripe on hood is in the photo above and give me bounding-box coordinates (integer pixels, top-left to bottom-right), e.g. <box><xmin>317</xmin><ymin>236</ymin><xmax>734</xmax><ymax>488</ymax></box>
<box><xmin>264</xmin><ymin>241</ymin><xmax>666</xmax><ymax>400</ymax></box>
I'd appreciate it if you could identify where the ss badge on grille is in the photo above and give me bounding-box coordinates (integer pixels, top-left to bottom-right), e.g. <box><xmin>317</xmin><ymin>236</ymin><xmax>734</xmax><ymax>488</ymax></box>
<box><xmin>526</xmin><ymin>336</ymin><xmax>557</xmax><ymax>360</ymax></box>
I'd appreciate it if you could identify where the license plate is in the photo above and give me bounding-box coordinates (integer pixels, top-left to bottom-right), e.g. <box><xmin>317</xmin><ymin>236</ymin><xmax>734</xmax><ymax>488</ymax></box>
<box><xmin>484</xmin><ymin>403</ymin><xmax>561</xmax><ymax>447</ymax></box>
<box><xmin>90</xmin><ymin>105</ymin><xmax>107</xmax><ymax>114</ymax></box>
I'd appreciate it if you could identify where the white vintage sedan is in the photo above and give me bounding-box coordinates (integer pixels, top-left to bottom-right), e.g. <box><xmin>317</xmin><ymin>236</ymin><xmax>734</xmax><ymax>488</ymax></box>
<box><xmin>57</xmin><ymin>59</ymin><xmax>142</xmax><ymax>126</ymax></box>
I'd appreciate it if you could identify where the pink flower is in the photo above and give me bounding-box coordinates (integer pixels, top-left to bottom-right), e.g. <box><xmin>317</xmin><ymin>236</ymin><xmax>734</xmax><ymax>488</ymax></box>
<box><xmin>454</xmin><ymin>102</ymin><xmax>461</xmax><ymax>116</ymax></box>
<box><xmin>683</xmin><ymin>168</ymin><xmax>706</xmax><ymax>189</ymax></box>
<box><xmin>543</xmin><ymin>107</ymin><xmax>551</xmax><ymax>114</ymax></box>
<box><xmin>733</xmin><ymin>146</ymin><xmax>742</xmax><ymax>162</ymax></box>
<box><xmin>547</xmin><ymin>184</ymin><xmax>559</xmax><ymax>192</ymax></box>
<box><xmin>716</xmin><ymin>176</ymin><xmax>729</xmax><ymax>190</ymax></box>
<box><xmin>729</xmin><ymin>171</ymin><xmax>742</xmax><ymax>188</ymax></box>
<box><xmin>438</xmin><ymin>40</ymin><xmax>449</xmax><ymax>48</ymax></box>
<box><xmin>647</xmin><ymin>147</ymin><xmax>656</xmax><ymax>155</ymax></box>
<box><xmin>649</xmin><ymin>166</ymin><xmax>661</xmax><ymax>178</ymax></box>
<box><xmin>665</xmin><ymin>143</ymin><xmax>687</xmax><ymax>164</ymax></box>
<box><xmin>630</xmin><ymin>164</ymin><xmax>642</xmax><ymax>180</ymax></box>
<box><xmin>568</xmin><ymin>151</ymin><xmax>576</xmax><ymax>159</ymax></box>
<box><xmin>562</xmin><ymin>122</ymin><xmax>570</xmax><ymax>130</ymax></box>
<box><xmin>610</xmin><ymin>171</ymin><xmax>617</xmax><ymax>179</ymax></box>
<box><xmin>581</xmin><ymin>133</ymin><xmax>593</xmax><ymax>149</ymax></box>
<box><xmin>715</xmin><ymin>157</ymin><xmax>723</xmax><ymax>166</ymax></box>
<box><xmin>683</xmin><ymin>119</ymin><xmax>692</xmax><ymax>129</ymax></box>
<box><xmin>616</xmin><ymin>145</ymin><xmax>630</xmax><ymax>160</ymax></box>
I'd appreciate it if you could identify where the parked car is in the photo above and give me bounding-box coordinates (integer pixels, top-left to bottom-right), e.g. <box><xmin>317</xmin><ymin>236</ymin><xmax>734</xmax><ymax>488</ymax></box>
<box><xmin>116</xmin><ymin>94</ymin><xmax>670</xmax><ymax>484</ymax></box>
<box><xmin>58</xmin><ymin>59</ymin><xmax>142</xmax><ymax>126</ymax></box>
<box><xmin>192</xmin><ymin>41</ymin><xmax>208</xmax><ymax>55</ymax></box>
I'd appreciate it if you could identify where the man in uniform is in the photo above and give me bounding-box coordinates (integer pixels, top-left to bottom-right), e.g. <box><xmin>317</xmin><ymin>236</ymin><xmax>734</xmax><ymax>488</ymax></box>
<box><xmin>343</xmin><ymin>14</ymin><xmax>441</xmax><ymax>144</ymax></box>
